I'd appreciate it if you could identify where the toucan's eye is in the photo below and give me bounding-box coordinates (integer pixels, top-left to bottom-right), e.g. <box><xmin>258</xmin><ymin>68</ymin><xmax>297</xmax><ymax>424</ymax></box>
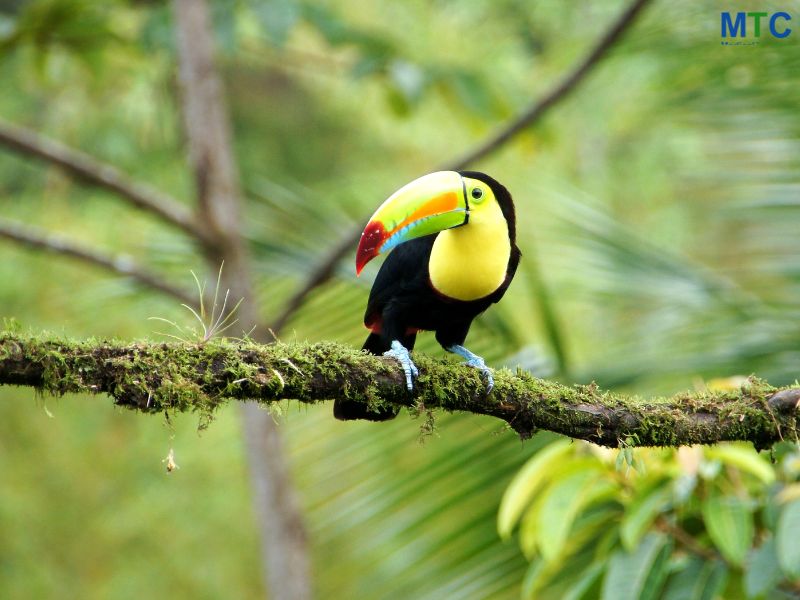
<box><xmin>471</xmin><ymin>187</ymin><xmax>484</xmax><ymax>201</ymax></box>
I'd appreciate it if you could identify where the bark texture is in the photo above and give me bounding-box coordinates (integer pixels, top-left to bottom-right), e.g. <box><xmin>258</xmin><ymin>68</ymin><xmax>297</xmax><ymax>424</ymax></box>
<box><xmin>3</xmin><ymin>332</ymin><xmax>799</xmax><ymax>451</ymax></box>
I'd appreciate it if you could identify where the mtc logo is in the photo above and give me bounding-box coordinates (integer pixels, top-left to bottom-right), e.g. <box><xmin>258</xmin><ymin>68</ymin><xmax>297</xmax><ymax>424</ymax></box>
<box><xmin>721</xmin><ymin>11</ymin><xmax>792</xmax><ymax>38</ymax></box>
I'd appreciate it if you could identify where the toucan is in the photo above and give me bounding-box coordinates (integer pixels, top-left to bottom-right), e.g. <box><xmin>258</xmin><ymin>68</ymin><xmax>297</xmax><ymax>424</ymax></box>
<box><xmin>334</xmin><ymin>171</ymin><xmax>520</xmax><ymax>421</ymax></box>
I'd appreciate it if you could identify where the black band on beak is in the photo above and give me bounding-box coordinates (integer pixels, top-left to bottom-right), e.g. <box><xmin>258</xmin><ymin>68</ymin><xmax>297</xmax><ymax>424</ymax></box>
<box><xmin>461</xmin><ymin>176</ymin><xmax>470</xmax><ymax>225</ymax></box>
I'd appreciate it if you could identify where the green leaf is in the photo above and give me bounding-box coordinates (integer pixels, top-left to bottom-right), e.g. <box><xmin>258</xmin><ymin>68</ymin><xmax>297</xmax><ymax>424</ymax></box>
<box><xmin>616</xmin><ymin>448</ymin><xmax>626</xmax><ymax>470</ymax></box>
<box><xmin>705</xmin><ymin>444</ymin><xmax>775</xmax><ymax>484</ymax></box>
<box><xmin>444</xmin><ymin>69</ymin><xmax>498</xmax><ymax>118</ymax></box>
<box><xmin>301</xmin><ymin>3</ymin><xmax>393</xmax><ymax>56</ymax></box>
<box><xmin>777</xmin><ymin>500</ymin><xmax>800</xmax><ymax>578</ymax></box>
<box><xmin>497</xmin><ymin>439</ymin><xmax>573</xmax><ymax>539</ymax></box>
<box><xmin>350</xmin><ymin>55</ymin><xmax>386</xmax><ymax>78</ymax></box>
<box><xmin>211</xmin><ymin>0</ymin><xmax>239</xmax><ymax>53</ymax></box>
<box><xmin>567</xmin><ymin>504</ymin><xmax>625</xmax><ymax>560</ymax></box>
<box><xmin>521</xmin><ymin>558</ymin><xmax>551</xmax><ymax>600</ymax></box>
<box><xmin>640</xmin><ymin>539</ymin><xmax>672</xmax><ymax>600</ymax></box>
<box><xmin>620</xmin><ymin>482</ymin><xmax>672</xmax><ymax>551</ymax></box>
<box><xmin>388</xmin><ymin>60</ymin><xmax>426</xmax><ymax>105</ymax></box>
<box><xmin>300</xmin><ymin>3</ymin><xmax>349</xmax><ymax>45</ymax></box>
<box><xmin>601</xmin><ymin>533</ymin><xmax>671</xmax><ymax>600</ymax></box>
<box><xmin>533</xmin><ymin>466</ymin><xmax>611</xmax><ymax>562</ymax></box>
<box><xmin>763</xmin><ymin>486</ymin><xmax>781</xmax><ymax>532</ymax></box>
<box><xmin>384</xmin><ymin>85</ymin><xmax>412</xmax><ymax>117</ymax></box>
<box><xmin>384</xmin><ymin>59</ymin><xmax>429</xmax><ymax>116</ymax></box>
<box><xmin>663</xmin><ymin>557</ymin><xmax>728</xmax><ymax>600</ymax></box>
<box><xmin>745</xmin><ymin>538</ymin><xmax>782</xmax><ymax>598</ymax></box>
<box><xmin>251</xmin><ymin>0</ymin><xmax>300</xmax><ymax>48</ymax></box>
<box><xmin>563</xmin><ymin>562</ymin><xmax>605</xmax><ymax>600</ymax></box>
<box><xmin>702</xmin><ymin>494</ymin><xmax>753</xmax><ymax>566</ymax></box>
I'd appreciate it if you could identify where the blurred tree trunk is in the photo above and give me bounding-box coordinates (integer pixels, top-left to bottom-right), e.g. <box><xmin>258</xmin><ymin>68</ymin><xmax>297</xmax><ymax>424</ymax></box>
<box><xmin>172</xmin><ymin>1</ymin><xmax>311</xmax><ymax>599</ymax></box>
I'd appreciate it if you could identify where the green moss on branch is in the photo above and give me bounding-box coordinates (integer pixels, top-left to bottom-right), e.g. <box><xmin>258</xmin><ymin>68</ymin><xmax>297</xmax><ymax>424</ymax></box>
<box><xmin>1</xmin><ymin>331</ymin><xmax>798</xmax><ymax>449</ymax></box>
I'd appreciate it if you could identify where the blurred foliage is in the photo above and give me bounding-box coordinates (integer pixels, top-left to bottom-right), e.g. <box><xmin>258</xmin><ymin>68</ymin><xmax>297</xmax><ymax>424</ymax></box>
<box><xmin>500</xmin><ymin>438</ymin><xmax>800</xmax><ymax>599</ymax></box>
<box><xmin>0</xmin><ymin>0</ymin><xmax>798</xmax><ymax>598</ymax></box>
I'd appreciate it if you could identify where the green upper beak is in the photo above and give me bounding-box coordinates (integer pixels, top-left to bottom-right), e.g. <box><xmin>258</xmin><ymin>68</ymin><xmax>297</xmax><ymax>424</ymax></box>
<box><xmin>355</xmin><ymin>171</ymin><xmax>469</xmax><ymax>275</ymax></box>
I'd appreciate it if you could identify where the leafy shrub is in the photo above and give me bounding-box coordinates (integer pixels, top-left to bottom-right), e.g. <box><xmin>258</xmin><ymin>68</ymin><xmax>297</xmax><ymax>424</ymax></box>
<box><xmin>499</xmin><ymin>438</ymin><xmax>800</xmax><ymax>599</ymax></box>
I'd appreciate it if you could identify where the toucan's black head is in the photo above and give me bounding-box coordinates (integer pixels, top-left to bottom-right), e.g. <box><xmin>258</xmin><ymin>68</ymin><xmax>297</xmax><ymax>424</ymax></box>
<box><xmin>458</xmin><ymin>170</ymin><xmax>517</xmax><ymax>244</ymax></box>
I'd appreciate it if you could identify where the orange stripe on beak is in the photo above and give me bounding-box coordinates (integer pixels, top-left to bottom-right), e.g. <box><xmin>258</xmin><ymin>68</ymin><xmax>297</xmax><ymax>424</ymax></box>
<box><xmin>389</xmin><ymin>191</ymin><xmax>459</xmax><ymax>236</ymax></box>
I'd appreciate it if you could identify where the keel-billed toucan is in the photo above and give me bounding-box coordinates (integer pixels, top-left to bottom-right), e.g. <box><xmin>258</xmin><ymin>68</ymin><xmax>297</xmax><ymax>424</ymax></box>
<box><xmin>334</xmin><ymin>171</ymin><xmax>520</xmax><ymax>421</ymax></box>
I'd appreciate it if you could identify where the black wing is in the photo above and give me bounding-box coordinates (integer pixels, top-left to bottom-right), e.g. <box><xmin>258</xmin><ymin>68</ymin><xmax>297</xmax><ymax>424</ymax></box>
<box><xmin>364</xmin><ymin>235</ymin><xmax>436</xmax><ymax>328</ymax></box>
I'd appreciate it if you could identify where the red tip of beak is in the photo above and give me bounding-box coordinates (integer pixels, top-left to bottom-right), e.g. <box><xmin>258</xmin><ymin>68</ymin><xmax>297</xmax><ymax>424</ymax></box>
<box><xmin>355</xmin><ymin>220</ymin><xmax>388</xmax><ymax>275</ymax></box>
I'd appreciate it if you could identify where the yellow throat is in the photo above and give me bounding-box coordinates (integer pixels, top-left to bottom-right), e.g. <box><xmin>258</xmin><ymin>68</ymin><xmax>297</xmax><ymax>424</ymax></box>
<box><xmin>428</xmin><ymin>200</ymin><xmax>511</xmax><ymax>301</ymax></box>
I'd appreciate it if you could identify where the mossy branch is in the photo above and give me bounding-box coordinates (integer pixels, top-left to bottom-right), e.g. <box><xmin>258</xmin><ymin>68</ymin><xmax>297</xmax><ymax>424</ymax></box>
<box><xmin>2</xmin><ymin>332</ymin><xmax>799</xmax><ymax>449</ymax></box>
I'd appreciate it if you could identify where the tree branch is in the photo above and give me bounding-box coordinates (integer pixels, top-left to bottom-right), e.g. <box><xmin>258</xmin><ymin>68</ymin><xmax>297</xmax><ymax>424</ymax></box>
<box><xmin>269</xmin><ymin>231</ymin><xmax>354</xmax><ymax>333</ymax></box>
<box><xmin>269</xmin><ymin>0</ymin><xmax>653</xmax><ymax>334</ymax></box>
<box><xmin>444</xmin><ymin>0</ymin><xmax>652</xmax><ymax>170</ymax></box>
<box><xmin>0</xmin><ymin>218</ymin><xmax>195</xmax><ymax>305</ymax></box>
<box><xmin>0</xmin><ymin>118</ymin><xmax>212</xmax><ymax>244</ymax></box>
<box><xmin>4</xmin><ymin>333</ymin><xmax>798</xmax><ymax>450</ymax></box>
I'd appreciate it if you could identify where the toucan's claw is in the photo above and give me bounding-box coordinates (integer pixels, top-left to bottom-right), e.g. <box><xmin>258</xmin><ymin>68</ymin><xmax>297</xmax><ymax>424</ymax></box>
<box><xmin>470</xmin><ymin>361</ymin><xmax>494</xmax><ymax>393</ymax></box>
<box><xmin>447</xmin><ymin>345</ymin><xmax>494</xmax><ymax>394</ymax></box>
<box><xmin>465</xmin><ymin>359</ymin><xmax>494</xmax><ymax>394</ymax></box>
<box><xmin>385</xmin><ymin>340</ymin><xmax>418</xmax><ymax>391</ymax></box>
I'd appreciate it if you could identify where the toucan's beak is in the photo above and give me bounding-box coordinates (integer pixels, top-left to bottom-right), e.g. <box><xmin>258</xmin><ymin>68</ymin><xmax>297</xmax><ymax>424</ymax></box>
<box><xmin>356</xmin><ymin>171</ymin><xmax>469</xmax><ymax>275</ymax></box>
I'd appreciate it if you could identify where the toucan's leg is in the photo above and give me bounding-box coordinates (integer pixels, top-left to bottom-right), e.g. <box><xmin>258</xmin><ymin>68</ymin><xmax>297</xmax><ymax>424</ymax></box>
<box><xmin>446</xmin><ymin>345</ymin><xmax>494</xmax><ymax>393</ymax></box>
<box><xmin>385</xmin><ymin>340</ymin><xmax>419</xmax><ymax>391</ymax></box>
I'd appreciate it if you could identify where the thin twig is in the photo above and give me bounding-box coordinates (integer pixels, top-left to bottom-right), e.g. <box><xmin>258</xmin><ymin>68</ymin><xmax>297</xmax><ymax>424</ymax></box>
<box><xmin>0</xmin><ymin>119</ymin><xmax>212</xmax><ymax>245</ymax></box>
<box><xmin>444</xmin><ymin>0</ymin><xmax>652</xmax><ymax>170</ymax></box>
<box><xmin>269</xmin><ymin>0</ymin><xmax>653</xmax><ymax>334</ymax></box>
<box><xmin>655</xmin><ymin>516</ymin><xmax>719</xmax><ymax>561</ymax></box>
<box><xmin>270</xmin><ymin>231</ymin><xmax>356</xmax><ymax>333</ymax></box>
<box><xmin>0</xmin><ymin>218</ymin><xmax>195</xmax><ymax>305</ymax></box>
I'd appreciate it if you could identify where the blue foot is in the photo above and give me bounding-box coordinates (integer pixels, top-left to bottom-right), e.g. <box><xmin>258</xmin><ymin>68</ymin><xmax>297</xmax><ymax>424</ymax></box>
<box><xmin>384</xmin><ymin>340</ymin><xmax>419</xmax><ymax>391</ymax></box>
<box><xmin>447</xmin><ymin>345</ymin><xmax>494</xmax><ymax>393</ymax></box>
